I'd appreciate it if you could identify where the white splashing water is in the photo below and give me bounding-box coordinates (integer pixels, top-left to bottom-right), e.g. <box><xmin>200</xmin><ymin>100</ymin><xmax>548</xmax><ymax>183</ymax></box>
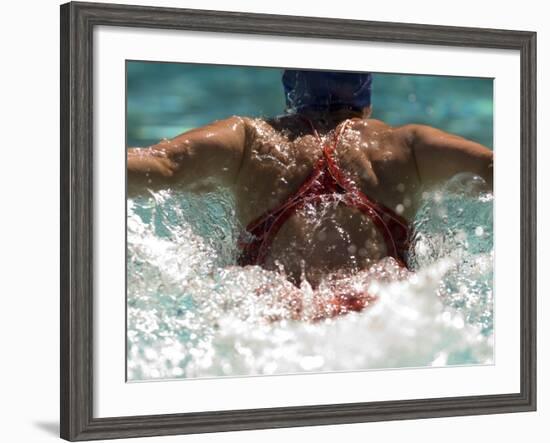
<box><xmin>127</xmin><ymin>174</ymin><xmax>493</xmax><ymax>381</ymax></box>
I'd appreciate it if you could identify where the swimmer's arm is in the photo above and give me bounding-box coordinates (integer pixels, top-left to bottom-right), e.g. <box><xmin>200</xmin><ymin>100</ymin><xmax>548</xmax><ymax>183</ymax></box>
<box><xmin>127</xmin><ymin>116</ymin><xmax>249</xmax><ymax>190</ymax></box>
<box><xmin>401</xmin><ymin>124</ymin><xmax>494</xmax><ymax>188</ymax></box>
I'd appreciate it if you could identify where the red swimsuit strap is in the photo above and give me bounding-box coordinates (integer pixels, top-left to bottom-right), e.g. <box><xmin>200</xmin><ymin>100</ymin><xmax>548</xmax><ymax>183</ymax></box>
<box><xmin>244</xmin><ymin>120</ymin><xmax>347</xmax><ymax>232</ymax></box>
<box><xmin>238</xmin><ymin>117</ymin><xmax>410</xmax><ymax>267</ymax></box>
<box><xmin>304</xmin><ymin>118</ymin><xmax>409</xmax><ymax>262</ymax></box>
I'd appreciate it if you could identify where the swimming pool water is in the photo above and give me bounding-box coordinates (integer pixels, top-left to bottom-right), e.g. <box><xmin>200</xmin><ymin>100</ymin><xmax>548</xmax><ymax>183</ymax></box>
<box><xmin>127</xmin><ymin>178</ymin><xmax>493</xmax><ymax>380</ymax></box>
<box><xmin>126</xmin><ymin>63</ymin><xmax>493</xmax><ymax>149</ymax></box>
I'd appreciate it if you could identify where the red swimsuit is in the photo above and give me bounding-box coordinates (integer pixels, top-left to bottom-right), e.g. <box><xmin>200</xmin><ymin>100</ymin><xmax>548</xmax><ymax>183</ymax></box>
<box><xmin>238</xmin><ymin>118</ymin><xmax>410</xmax><ymax>272</ymax></box>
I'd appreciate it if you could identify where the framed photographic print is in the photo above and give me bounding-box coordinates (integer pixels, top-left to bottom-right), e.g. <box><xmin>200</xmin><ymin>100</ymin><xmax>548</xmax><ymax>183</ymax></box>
<box><xmin>60</xmin><ymin>1</ymin><xmax>536</xmax><ymax>441</ymax></box>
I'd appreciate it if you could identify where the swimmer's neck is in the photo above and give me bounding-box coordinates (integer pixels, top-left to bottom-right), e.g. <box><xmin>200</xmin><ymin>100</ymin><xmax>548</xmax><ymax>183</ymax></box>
<box><xmin>292</xmin><ymin>105</ymin><xmax>372</xmax><ymax>127</ymax></box>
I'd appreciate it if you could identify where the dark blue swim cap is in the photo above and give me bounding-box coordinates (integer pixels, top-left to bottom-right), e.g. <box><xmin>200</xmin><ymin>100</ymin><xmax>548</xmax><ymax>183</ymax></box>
<box><xmin>282</xmin><ymin>69</ymin><xmax>372</xmax><ymax>112</ymax></box>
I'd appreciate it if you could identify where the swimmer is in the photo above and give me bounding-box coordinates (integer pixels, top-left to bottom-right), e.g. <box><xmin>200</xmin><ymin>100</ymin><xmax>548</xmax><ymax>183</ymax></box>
<box><xmin>128</xmin><ymin>70</ymin><xmax>493</xmax><ymax>319</ymax></box>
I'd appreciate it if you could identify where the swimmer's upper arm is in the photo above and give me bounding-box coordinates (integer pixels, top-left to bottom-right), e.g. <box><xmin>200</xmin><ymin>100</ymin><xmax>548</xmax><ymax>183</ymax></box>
<box><xmin>399</xmin><ymin>124</ymin><xmax>493</xmax><ymax>188</ymax></box>
<box><xmin>127</xmin><ymin>116</ymin><xmax>249</xmax><ymax>189</ymax></box>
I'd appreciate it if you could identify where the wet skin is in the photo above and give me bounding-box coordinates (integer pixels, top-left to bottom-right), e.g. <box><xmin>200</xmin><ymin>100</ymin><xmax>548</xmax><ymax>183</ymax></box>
<box><xmin>128</xmin><ymin>108</ymin><xmax>493</xmax><ymax>288</ymax></box>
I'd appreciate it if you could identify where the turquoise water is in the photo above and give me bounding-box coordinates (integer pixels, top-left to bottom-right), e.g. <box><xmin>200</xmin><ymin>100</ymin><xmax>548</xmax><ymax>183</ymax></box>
<box><xmin>126</xmin><ymin>63</ymin><xmax>494</xmax><ymax>381</ymax></box>
<box><xmin>126</xmin><ymin>62</ymin><xmax>493</xmax><ymax>149</ymax></box>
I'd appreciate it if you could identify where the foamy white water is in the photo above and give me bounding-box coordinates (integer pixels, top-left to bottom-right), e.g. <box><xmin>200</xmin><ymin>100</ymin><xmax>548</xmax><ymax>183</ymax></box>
<box><xmin>127</xmin><ymin>175</ymin><xmax>493</xmax><ymax>381</ymax></box>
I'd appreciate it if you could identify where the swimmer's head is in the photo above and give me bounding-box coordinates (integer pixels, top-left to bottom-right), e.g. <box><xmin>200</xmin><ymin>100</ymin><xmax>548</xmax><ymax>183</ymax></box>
<box><xmin>282</xmin><ymin>69</ymin><xmax>372</xmax><ymax>114</ymax></box>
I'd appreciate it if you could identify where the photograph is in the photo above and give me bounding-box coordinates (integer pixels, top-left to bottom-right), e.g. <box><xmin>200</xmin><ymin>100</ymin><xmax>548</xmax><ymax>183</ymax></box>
<box><xmin>126</xmin><ymin>62</ymin><xmax>495</xmax><ymax>381</ymax></box>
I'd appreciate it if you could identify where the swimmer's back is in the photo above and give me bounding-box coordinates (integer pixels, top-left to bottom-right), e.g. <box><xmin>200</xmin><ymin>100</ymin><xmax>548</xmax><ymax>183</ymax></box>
<box><xmin>235</xmin><ymin>115</ymin><xmax>421</xmax><ymax>225</ymax></box>
<box><xmin>232</xmin><ymin>115</ymin><xmax>420</xmax><ymax>284</ymax></box>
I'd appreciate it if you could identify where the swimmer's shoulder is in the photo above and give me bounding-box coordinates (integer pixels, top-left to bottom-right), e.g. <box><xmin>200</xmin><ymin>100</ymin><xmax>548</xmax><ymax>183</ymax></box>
<box><xmin>357</xmin><ymin>118</ymin><xmax>414</xmax><ymax>145</ymax></box>
<box><xmin>356</xmin><ymin>117</ymin><xmax>392</xmax><ymax>131</ymax></box>
<box><xmin>239</xmin><ymin>115</ymin><xmax>301</xmax><ymax>151</ymax></box>
<box><xmin>239</xmin><ymin>115</ymin><xmax>280</xmax><ymax>132</ymax></box>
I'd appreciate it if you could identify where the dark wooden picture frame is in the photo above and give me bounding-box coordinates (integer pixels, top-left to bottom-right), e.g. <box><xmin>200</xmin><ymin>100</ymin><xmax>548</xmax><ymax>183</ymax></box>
<box><xmin>60</xmin><ymin>1</ymin><xmax>537</xmax><ymax>441</ymax></box>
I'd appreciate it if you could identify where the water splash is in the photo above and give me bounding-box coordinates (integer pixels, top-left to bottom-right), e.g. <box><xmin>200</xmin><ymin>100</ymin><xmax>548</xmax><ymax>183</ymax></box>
<box><xmin>409</xmin><ymin>173</ymin><xmax>494</xmax><ymax>334</ymax></box>
<box><xmin>127</xmin><ymin>175</ymin><xmax>493</xmax><ymax>381</ymax></box>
